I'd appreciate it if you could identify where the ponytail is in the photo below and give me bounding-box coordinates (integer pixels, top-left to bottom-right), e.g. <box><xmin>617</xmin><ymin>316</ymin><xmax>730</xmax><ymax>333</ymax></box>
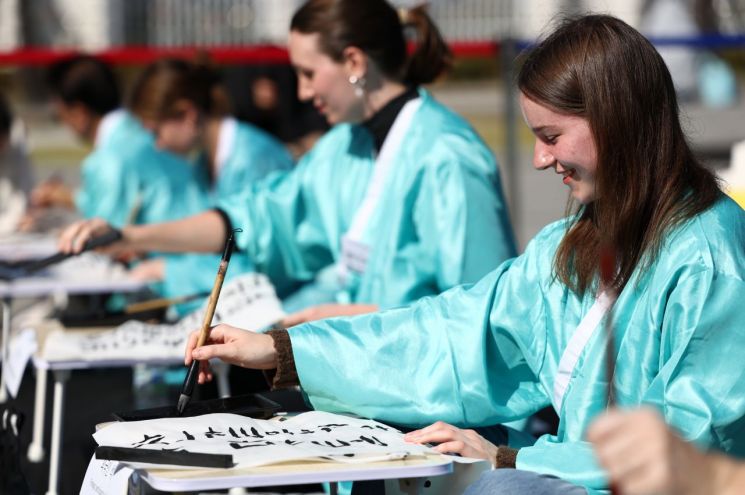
<box><xmin>291</xmin><ymin>0</ymin><xmax>450</xmax><ymax>86</ymax></box>
<box><xmin>399</xmin><ymin>5</ymin><xmax>452</xmax><ymax>85</ymax></box>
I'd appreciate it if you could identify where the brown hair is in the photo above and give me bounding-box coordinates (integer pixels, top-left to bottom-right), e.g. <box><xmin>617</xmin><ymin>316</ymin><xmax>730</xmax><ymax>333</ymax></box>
<box><xmin>128</xmin><ymin>57</ymin><xmax>230</xmax><ymax>122</ymax></box>
<box><xmin>518</xmin><ymin>15</ymin><xmax>720</xmax><ymax>295</ymax></box>
<box><xmin>290</xmin><ymin>0</ymin><xmax>452</xmax><ymax>85</ymax></box>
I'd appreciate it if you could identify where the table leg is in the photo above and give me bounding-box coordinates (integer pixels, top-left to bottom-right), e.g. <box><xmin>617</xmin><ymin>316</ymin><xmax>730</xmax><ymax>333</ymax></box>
<box><xmin>0</xmin><ymin>297</ymin><xmax>11</xmax><ymax>403</ymax></box>
<box><xmin>27</xmin><ymin>366</ymin><xmax>47</xmax><ymax>462</ymax></box>
<box><xmin>46</xmin><ymin>369</ymin><xmax>70</xmax><ymax>495</ymax></box>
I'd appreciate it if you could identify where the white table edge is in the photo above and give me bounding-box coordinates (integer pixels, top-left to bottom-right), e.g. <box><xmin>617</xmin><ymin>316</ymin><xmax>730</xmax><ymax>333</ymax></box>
<box><xmin>139</xmin><ymin>457</ymin><xmax>453</xmax><ymax>492</ymax></box>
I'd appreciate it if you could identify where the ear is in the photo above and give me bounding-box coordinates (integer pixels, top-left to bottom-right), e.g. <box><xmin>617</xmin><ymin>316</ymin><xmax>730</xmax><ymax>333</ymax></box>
<box><xmin>342</xmin><ymin>46</ymin><xmax>369</xmax><ymax>80</ymax></box>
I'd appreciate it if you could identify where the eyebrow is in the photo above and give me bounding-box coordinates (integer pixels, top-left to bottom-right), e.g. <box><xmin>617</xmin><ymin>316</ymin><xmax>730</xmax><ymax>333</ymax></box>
<box><xmin>531</xmin><ymin>125</ymin><xmax>558</xmax><ymax>134</ymax></box>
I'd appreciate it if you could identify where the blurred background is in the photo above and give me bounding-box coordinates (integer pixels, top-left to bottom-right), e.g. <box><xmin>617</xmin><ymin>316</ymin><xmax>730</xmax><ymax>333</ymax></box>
<box><xmin>0</xmin><ymin>0</ymin><xmax>744</xmax><ymax>248</ymax></box>
<box><xmin>2</xmin><ymin>1</ymin><xmax>745</xmax><ymax>493</ymax></box>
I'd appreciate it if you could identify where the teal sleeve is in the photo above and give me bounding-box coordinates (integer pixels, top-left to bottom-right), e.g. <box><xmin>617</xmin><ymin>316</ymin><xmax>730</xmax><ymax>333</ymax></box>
<box><xmin>289</xmin><ymin>245</ymin><xmax>551</xmax><ymax>428</ymax></box>
<box><xmin>161</xmin><ymin>251</ymin><xmax>256</xmax><ymax>309</ymax></box>
<box><xmin>218</xmin><ymin>152</ymin><xmax>334</xmax><ymax>287</ymax></box>
<box><xmin>415</xmin><ymin>155</ymin><xmax>516</xmax><ymax>291</ymax></box>
<box><xmin>75</xmin><ymin>152</ymin><xmax>140</xmax><ymax>225</ymax></box>
<box><xmin>517</xmin><ymin>438</ymin><xmax>605</xmax><ymax>489</ymax></box>
<box><xmin>653</xmin><ymin>270</ymin><xmax>745</xmax><ymax>454</ymax></box>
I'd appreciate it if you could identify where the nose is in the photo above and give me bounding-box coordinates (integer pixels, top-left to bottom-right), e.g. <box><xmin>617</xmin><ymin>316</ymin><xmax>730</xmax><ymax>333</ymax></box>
<box><xmin>533</xmin><ymin>142</ymin><xmax>555</xmax><ymax>170</ymax></box>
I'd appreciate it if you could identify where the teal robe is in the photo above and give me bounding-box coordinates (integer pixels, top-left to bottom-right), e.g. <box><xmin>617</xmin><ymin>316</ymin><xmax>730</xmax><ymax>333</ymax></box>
<box><xmin>75</xmin><ymin>110</ymin><xmax>206</xmax><ymax>226</ymax></box>
<box><xmin>289</xmin><ymin>195</ymin><xmax>745</xmax><ymax>493</ymax></box>
<box><xmin>220</xmin><ymin>89</ymin><xmax>516</xmax><ymax>309</ymax></box>
<box><xmin>161</xmin><ymin>119</ymin><xmax>294</xmax><ymax>314</ymax></box>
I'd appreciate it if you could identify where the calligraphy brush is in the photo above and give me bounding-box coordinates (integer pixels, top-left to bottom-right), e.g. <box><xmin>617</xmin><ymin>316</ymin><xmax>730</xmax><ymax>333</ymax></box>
<box><xmin>176</xmin><ymin>229</ymin><xmax>240</xmax><ymax>415</ymax></box>
<box><xmin>124</xmin><ymin>291</ymin><xmax>211</xmax><ymax>314</ymax></box>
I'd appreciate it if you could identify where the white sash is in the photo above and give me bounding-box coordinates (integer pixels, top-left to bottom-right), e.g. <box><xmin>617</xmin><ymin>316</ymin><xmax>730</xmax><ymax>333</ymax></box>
<box><xmin>215</xmin><ymin>117</ymin><xmax>237</xmax><ymax>176</ymax></box>
<box><xmin>338</xmin><ymin>97</ymin><xmax>423</xmax><ymax>282</ymax></box>
<box><xmin>552</xmin><ymin>292</ymin><xmax>611</xmax><ymax>411</ymax></box>
<box><xmin>94</xmin><ymin>109</ymin><xmax>125</xmax><ymax>148</ymax></box>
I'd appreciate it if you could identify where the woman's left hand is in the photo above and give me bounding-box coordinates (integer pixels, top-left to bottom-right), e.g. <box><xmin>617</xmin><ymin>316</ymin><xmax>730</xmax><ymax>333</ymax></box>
<box><xmin>404</xmin><ymin>421</ymin><xmax>498</xmax><ymax>464</ymax></box>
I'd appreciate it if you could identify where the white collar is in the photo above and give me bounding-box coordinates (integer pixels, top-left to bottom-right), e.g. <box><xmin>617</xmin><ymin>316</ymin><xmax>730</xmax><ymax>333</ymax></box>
<box><xmin>94</xmin><ymin>109</ymin><xmax>126</xmax><ymax>148</ymax></box>
<box><xmin>214</xmin><ymin>117</ymin><xmax>237</xmax><ymax>175</ymax></box>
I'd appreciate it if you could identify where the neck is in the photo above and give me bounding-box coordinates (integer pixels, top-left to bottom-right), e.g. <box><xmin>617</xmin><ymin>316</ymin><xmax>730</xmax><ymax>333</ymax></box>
<box><xmin>362</xmin><ymin>80</ymin><xmax>409</xmax><ymax>121</ymax></box>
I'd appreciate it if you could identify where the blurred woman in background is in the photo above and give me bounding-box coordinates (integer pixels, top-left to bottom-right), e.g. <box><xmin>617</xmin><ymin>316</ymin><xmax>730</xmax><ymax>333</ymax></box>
<box><xmin>125</xmin><ymin>58</ymin><xmax>293</xmax><ymax>313</ymax></box>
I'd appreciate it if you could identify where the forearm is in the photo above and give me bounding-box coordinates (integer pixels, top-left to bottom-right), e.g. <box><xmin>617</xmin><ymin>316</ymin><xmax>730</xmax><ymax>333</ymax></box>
<box><xmin>124</xmin><ymin>210</ymin><xmax>226</xmax><ymax>253</ymax></box>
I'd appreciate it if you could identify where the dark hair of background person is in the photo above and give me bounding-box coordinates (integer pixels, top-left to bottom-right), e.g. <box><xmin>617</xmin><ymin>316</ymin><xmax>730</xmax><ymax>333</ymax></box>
<box><xmin>0</xmin><ymin>92</ymin><xmax>13</xmax><ymax>138</ymax></box>
<box><xmin>222</xmin><ymin>64</ymin><xmax>329</xmax><ymax>143</ymax></box>
<box><xmin>290</xmin><ymin>0</ymin><xmax>452</xmax><ymax>86</ymax></box>
<box><xmin>128</xmin><ymin>57</ymin><xmax>231</xmax><ymax>123</ymax></box>
<box><xmin>46</xmin><ymin>55</ymin><xmax>120</xmax><ymax>116</ymax></box>
<box><xmin>517</xmin><ymin>14</ymin><xmax>720</xmax><ymax>295</ymax></box>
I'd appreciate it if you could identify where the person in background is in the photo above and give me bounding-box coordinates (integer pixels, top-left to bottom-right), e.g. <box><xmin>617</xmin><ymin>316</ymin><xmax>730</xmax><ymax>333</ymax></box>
<box><xmin>720</xmin><ymin>139</ymin><xmax>745</xmax><ymax>209</ymax></box>
<box><xmin>0</xmin><ymin>92</ymin><xmax>35</xmax><ymax>235</ymax></box>
<box><xmin>59</xmin><ymin>0</ymin><xmax>516</xmax><ymax>325</ymax></box>
<box><xmin>124</xmin><ymin>58</ymin><xmax>294</xmax><ymax>314</ymax></box>
<box><xmin>181</xmin><ymin>14</ymin><xmax>745</xmax><ymax>495</ymax></box>
<box><xmin>222</xmin><ymin>64</ymin><xmax>329</xmax><ymax>159</ymax></box>
<box><xmin>588</xmin><ymin>408</ymin><xmax>745</xmax><ymax>495</ymax></box>
<box><xmin>34</xmin><ymin>55</ymin><xmax>206</xmax><ymax>227</ymax></box>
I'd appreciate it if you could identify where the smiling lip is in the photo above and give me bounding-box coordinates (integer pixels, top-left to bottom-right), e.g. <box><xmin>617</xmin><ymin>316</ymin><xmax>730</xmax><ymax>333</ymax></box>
<box><xmin>562</xmin><ymin>169</ymin><xmax>576</xmax><ymax>184</ymax></box>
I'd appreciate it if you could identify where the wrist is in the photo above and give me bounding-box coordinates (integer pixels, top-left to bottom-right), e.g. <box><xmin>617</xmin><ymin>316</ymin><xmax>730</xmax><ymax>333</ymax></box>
<box><xmin>122</xmin><ymin>225</ymin><xmax>139</xmax><ymax>249</ymax></box>
<box><xmin>494</xmin><ymin>445</ymin><xmax>518</xmax><ymax>469</ymax></box>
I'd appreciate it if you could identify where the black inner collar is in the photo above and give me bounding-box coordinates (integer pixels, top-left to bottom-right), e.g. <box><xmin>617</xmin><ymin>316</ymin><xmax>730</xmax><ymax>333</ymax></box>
<box><xmin>362</xmin><ymin>86</ymin><xmax>419</xmax><ymax>152</ymax></box>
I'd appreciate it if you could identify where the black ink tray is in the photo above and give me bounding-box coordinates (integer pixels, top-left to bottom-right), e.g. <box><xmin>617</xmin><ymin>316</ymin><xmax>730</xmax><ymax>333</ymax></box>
<box><xmin>113</xmin><ymin>393</ymin><xmax>282</xmax><ymax>422</ymax></box>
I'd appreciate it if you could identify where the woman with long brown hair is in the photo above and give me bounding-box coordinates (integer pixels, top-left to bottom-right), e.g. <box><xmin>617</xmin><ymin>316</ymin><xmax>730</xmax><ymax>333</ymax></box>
<box><xmin>183</xmin><ymin>14</ymin><xmax>745</xmax><ymax>494</ymax></box>
<box><xmin>59</xmin><ymin>0</ymin><xmax>516</xmax><ymax>324</ymax></box>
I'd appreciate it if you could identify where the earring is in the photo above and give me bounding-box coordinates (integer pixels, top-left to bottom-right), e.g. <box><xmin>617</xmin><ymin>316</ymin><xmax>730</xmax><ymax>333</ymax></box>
<box><xmin>349</xmin><ymin>75</ymin><xmax>366</xmax><ymax>98</ymax></box>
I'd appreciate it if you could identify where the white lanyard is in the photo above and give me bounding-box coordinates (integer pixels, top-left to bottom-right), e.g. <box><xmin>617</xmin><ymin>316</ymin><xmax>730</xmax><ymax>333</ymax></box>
<box><xmin>552</xmin><ymin>292</ymin><xmax>611</xmax><ymax>412</ymax></box>
<box><xmin>338</xmin><ymin>97</ymin><xmax>423</xmax><ymax>280</ymax></box>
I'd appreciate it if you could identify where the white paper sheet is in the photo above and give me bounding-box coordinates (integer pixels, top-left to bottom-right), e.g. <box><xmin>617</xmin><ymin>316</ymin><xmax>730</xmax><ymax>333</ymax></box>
<box><xmin>94</xmin><ymin>411</ymin><xmax>433</xmax><ymax>468</ymax></box>
<box><xmin>80</xmin><ymin>457</ymin><xmax>132</xmax><ymax>495</ymax></box>
<box><xmin>41</xmin><ymin>273</ymin><xmax>284</xmax><ymax>362</ymax></box>
<box><xmin>0</xmin><ymin>233</ymin><xmax>58</xmax><ymax>262</ymax></box>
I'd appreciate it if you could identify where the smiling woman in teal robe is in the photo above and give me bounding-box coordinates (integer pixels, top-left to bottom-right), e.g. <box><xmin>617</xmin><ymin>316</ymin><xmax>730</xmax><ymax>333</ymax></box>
<box><xmin>178</xmin><ymin>14</ymin><xmax>745</xmax><ymax>495</ymax></box>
